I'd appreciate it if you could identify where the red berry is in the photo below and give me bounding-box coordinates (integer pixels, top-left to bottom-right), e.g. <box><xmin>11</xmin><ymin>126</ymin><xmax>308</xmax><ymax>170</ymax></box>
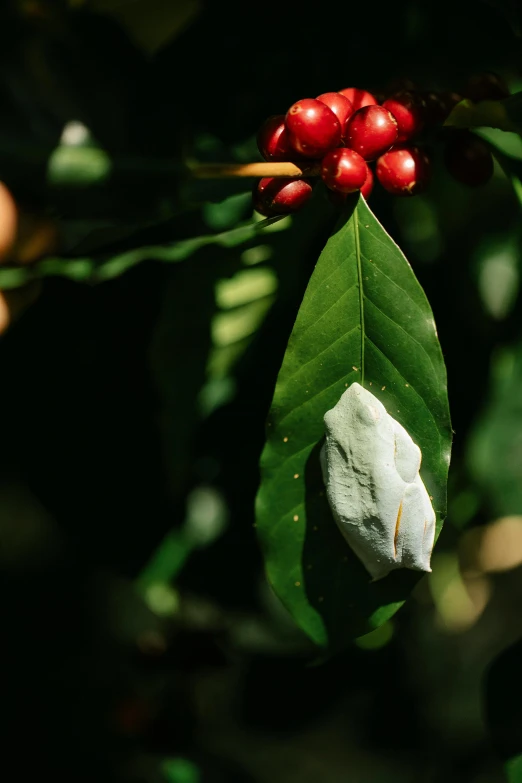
<box><xmin>257</xmin><ymin>115</ymin><xmax>295</xmax><ymax>162</ymax></box>
<box><xmin>338</xmin><ymin>87</ymin><xmax>378</xmax><ymax>111</ymax></box>
<box><xmin>439</xmin><ymin>91</ymin><xmax>462</xmax><ymax>117</ymax></box>
<box><xmin>422</xmin><ymin>91</ymin><xmax>449</xmax><ymax>127</ymax></box>
<box><xmin>384</xmin><ymin>77</ymin><xmax>418</xmax><ymax>96</ymax></box>
<box><xmin>253</xmin><ymin>177</ymin><xmax>313</xmax><ymax>216</ymax></box>
<box><xmin>382</xmin><ymin>91</ymin><xmax>424</xmax><ymax>142</ymax></box>
<box><xmin>376</xmin><ymin>145</ymin><xmax>431</xmax><ymax>196</ymax></box>
<box><xmin>316</xmin><ymin>92</ymin><xmax>354</xmax><ymax>137</ymax></box>
<box><xmin>345</xmin><ymin>105</ymin><xmax>398</xmax><ymax>160</ymax></box>
<box><xmin>285</xmin><ymin>98</ymin><xmax>342</xmax><ymax>158</ymax></box>
<box><xmin>326</xmin><ymin>165</ymin><xmax>374</xmax><ymax>208</ymax></box>
<box><xmin>443</xmin><ymin>131</ymin><xmax>494</xmax><ymax>187</ymax></box>
<box><xmin>360</xmin><ymin>166</ymin><xmax>374</xmax><ymax>200</ymax></box>
<box><xmin>465</xmin><ymin>72</ymin><xmax>509</xmax><ymax>102</ymax></box>
<box><xmin>321</xmin><ymin>148</ymin><xmax>368</xmax><ymax>193</ymax></box>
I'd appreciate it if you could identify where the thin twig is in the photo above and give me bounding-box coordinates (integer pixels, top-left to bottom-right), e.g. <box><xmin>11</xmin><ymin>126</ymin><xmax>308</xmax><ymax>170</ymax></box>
<box><xmin>188</xmin><ymin>161</ymin><xmax>321</xmax><ymax>179</ymax></box>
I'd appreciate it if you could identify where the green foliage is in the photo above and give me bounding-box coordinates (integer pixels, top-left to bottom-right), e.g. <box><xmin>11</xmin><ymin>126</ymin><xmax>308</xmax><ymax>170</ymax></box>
<box><xmin>0</xmin><ymin>214</ymin><xmax>284</xmax><ymax>289</ymax></box>
<box><xmin>445</xmin><ymin>93</ymin><xmax>522</xmax><ymax>134</ymax></box>
<box><xmin>506</xmin><ymin>756</ymin><xmax>522</xmax><ymax>783</ymax></box>
<box><xmin>468</xmin><ymin>342</ymin><xmax>522</xmax><ymax>515</ymax></box>
<box><xmin>162</xmin><ymin>758</ymin><xmax>200</xmax><ymax>783</ymax></box>
<box><xmin>256</xmin><ymin>196</ymin><xmax>452</xmax><ymax>649</ymax></box>
<box><xmin>4</xmin><ymin>2</ymin><xmax>522</xmax><ymax>781</ymax></box>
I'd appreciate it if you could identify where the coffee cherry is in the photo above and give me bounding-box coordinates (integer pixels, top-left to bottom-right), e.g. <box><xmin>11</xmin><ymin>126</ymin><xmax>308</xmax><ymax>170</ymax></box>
<box><xmin>345</xmin><ymin>105</ymin><xmax>398</xmax><ymax>160</ymax></box>
<box><xmin>360</xmin><ymin>166</ymin><xmax>374</xmax><ymax>200</ymax></box>
<box><xmin>444</xmin><ymin>131</ymin><xmax>494</xmax><ymax>187</ymax></box>
<box><xmin>384</xmin><ymin>77</ymin><xmax>418</xmax><ymax>96</ymax></box>
<box><xmin>14</xmin><ymin>213</ymin><xmax>59</xmax><ymax>265</ymax></box>
<box><xmin>0</xmin><ymin>182</ymin><xmax>59</xmax><ymax>266</ymax></box>
<box><xmin>382</xmin><ymin>91</ymin><xmax>424</xmax><ymax>142</ymax></box>
<box><xmin>253</xmin><ymin>177</ymin><xmax>313</xmax><ymax>216</ymax></box>
<box><xmin>376</xmin><ymin>145</ymin><xmax>431</xmax><ymax>196</ymax></box>
<box><xmin>422</xmin><ymin>91</ymin><xmax>449</xmax><ymax>127</ymax></box>
<box><xmin>0</xmin><ymin>183</ymin><xmax>18</xmax><ymax>261</ymax></box>
<box><xmin>285</xmin><ymin>98</ymin><xmax>342</xmax><ymax>158</ymax></box>
<box><xmin>338</xmin><ymin>87</ymin><xmax>378</xmax><ymax>111</ymax></box>
<box><xmin>0</xmin><ymin>281</ymin><xmax>41</xmax><ymax>336</ymax></box>
<box><xmin>439</xmin><ymin>91</ymin><xmax>462</xmax><ymax>116</ymax></box>
<box><xmin>316</xmin><ymin>92</ymin><xmax>354</xmax><ymax>137</ymax></box>
<box><xmin>325</xmin><ymin>165</ymin><xmax>374</xmax><ymax>208</ymax></box>
<box><xmin>465</xmin><ymin>72</ymin><xmax>509</xmax><ymax>102</ymax></box>
<box><xmin>257</xmin><ymin>115</ymin><xmax>295</xmax><ymax>162</ymax></box>
<box><xmin>320</xmin><ymin>148</ymin><xmax>368</xmax><ymax>193</ymax></box>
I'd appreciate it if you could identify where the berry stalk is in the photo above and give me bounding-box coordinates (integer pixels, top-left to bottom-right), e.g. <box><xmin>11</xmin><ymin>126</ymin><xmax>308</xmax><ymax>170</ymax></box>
<box><xmin>188</xmin><ymin>161</ymin><xmax>321</xmax><ymax>178</ymax></box>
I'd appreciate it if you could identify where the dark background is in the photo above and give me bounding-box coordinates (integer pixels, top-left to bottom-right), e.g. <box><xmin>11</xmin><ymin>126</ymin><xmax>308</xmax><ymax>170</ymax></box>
<box><xmin>2</xmin><ymin>1</ymin><xmax>522</xmax><ymax>781</ymax></box>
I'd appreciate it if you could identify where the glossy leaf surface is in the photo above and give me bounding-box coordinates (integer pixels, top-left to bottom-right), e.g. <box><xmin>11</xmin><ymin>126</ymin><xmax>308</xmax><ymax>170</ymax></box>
<box><xmin>256</xmin><ymin>196</ymin><xmax>452</xmax><ymax>649</ymax></box>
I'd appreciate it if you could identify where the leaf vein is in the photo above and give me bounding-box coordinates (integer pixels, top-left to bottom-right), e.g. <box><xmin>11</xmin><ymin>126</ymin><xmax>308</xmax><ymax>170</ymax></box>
<box><xmin>293</xmin><ymin>281</ymin><xmax>358</xmax><ymax>341</ymax></box>
<box><xmin>365</xmin><ymin>335</ymin><xmax>443</xmax><ymax>447</ymax></box>
<box><xmin>281</xmin><ymin>323</ymin><xmax>360</xmax><ymax>385</ymax></box>
<box><xmin>364</xmin><ymin>296</ymin><xmax>442</xmax><ymax>386</ymax></box>
<box><xmin>277</xmin><ymin>368</ymin><xmax>358</xmax><ymax>430</ymax></box>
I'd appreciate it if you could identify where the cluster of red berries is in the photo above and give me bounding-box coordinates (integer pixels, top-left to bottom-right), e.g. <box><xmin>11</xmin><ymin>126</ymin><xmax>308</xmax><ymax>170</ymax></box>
<box><xmin>253</xmin><ymin>73</ymin><xmax>508</xmax><ymax>217</ymax></box>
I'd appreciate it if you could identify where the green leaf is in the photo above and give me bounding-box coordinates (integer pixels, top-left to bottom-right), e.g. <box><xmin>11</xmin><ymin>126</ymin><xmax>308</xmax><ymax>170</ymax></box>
<box><xmin>507</xmin><ymin>756</ymin><xmax>522</xmax><ymax>782</ymax></box>
<box><xmin>47</xmin><ymin>146</ymin><xmax>112</xmax><ymax>187</ymax></box>
<box><xmin>467</xmin><ymin>342</ymin><xmax>522</xmax><ymax>515</ymax></box>
<box><xmin>255</xmin><ymin>196</ymin><xmax>452</xmax><ymax>650</ymax></box>
<box><xmin>445</xmin><ymin>92</ymin><xmax>522</xmax><ymax>135</ymax></box>
<box><xmin>0</xmin><ymin>215</ymin><xmax>286</xmax><ymax>289</ymax></box>
<box><xmin>162</xmin><ymin>758</ymin><xmax>200</xmax><ymax>783</ymax></box>
<box><xmin>472</xmin><ymin>128</ymin><xmax>522</xmax><ymax>208</ymax></box>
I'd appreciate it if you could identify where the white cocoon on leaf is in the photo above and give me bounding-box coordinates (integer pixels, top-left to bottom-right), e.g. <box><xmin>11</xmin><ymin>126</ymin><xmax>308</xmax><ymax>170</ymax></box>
<box><xmin>320</xmin><ymin>382</ymin><xmax>435</xmax><ymax>581</ymax></box>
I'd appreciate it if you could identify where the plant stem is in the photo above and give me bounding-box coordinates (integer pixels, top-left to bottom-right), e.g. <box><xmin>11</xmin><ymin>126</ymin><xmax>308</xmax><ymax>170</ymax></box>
<box><xmin>188</xmin><ymin>161</ymin><xmax>321</xmax><ymax>178</ymax></box>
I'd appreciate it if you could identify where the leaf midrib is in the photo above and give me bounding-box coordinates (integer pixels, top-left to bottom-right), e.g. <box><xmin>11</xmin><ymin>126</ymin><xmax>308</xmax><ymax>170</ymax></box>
<box><xmin>354</xmin><ymin>204</ymin><xmax>365</xmax><ymax>387</ymax></box>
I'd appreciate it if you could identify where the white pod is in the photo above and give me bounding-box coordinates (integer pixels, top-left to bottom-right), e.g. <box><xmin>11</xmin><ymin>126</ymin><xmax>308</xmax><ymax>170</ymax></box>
<box><xmin>320</xmin><ymin>382</ymin><xmax>435</xmax><ymax>581</ymax></box>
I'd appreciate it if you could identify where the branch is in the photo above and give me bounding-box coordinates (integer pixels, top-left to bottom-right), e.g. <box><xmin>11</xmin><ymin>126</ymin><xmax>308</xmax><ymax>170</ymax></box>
<box><xmin>188</xmin><ymin>161</ymin><xmax>321</xmax><ymax>179</ymax></box>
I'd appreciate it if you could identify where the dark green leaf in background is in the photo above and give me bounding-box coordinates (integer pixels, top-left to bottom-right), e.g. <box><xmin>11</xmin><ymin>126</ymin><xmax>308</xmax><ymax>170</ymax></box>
<box><xmin>468</xmin><ymin>341</ymin><xmax>522</xmax><ymax>516</ymax></box>
<box><xmin>0</xmin><ymin>214</ymin><xmax>285</xmax><ymax>289</ymax></box>
<box><xmin>256</xmin><ymin>196</ymin><xmax>452</xmax><ymax>650</ymax></box>
<box><xmin>507</xmin><ymin>756</ymin><xmax>522</xmax><ymax>783</ymax></box>
<box><xmin>445</xmin><ymin>92</ymin><xmax>522</xmax><ymax>136</ymax></box>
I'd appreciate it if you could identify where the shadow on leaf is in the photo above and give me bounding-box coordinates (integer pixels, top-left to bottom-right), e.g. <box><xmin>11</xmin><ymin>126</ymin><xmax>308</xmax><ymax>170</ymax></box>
<box><xmin>303</xmin><ymin>440</ymin><xmax>425</xmax><ymax>652</ymax></box>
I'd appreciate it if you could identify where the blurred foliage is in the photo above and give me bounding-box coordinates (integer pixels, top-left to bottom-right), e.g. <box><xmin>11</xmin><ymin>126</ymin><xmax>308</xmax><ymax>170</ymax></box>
<box><xmin>2</xmin><ymin>1</ymin><xmax>522</xmax><ymax>782</ymax></box>
<box><xmin>468</xmin><ymin>342</ymin><xmax>522</xmax><ymax>515</ymax></box>
<box><xmin>445</xmin><ymin>93</ymin><xmax>522</xmax><ymax>134</ymax></box>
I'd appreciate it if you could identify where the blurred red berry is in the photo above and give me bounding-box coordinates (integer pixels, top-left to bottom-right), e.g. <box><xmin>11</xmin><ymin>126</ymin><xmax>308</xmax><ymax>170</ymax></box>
<box><xmin>464</xmin><ymin>72</ymin><xmax>509</xmax><ymax>102</ymax></box>
<box><xmin>439</xmin><ymin>91</ymin><xmax>462</xmax><ymax>117</ymax></box>
<box><xmin>422</xmin><ymin>91</ymin><xmax>450</xmax><ymax>127</ymax></box>
<box><xmin>444</xmin><ymin>131</ymin><xmax>494</xmax><ymax>186</ymax></box>
<box><xmin>384</xmin><ymin>77</ymin><xmax>418</xmax><ymax>96</ymax></box>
